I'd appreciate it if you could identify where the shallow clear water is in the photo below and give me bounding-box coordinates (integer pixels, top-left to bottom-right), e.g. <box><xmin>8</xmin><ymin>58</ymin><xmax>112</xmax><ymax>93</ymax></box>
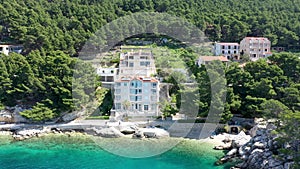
<box><xmin>0</xmin><ymin>134</ymin><xmax>233</xmax><ymax>169</ymax></box>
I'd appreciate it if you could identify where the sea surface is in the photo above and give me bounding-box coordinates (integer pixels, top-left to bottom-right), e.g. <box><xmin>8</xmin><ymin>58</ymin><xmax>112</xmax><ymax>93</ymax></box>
<box><xmin>0</xmin><ymin>134</ymin><xmax>234</xmax><ymax>169</ymax></box>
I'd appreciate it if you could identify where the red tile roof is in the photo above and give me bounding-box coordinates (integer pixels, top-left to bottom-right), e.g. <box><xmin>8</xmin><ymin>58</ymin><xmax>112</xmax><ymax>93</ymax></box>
<box><xmin>217</xmin><ymin>42</ymin><xmax>239</xmax><ymax>46</ymax></box>
<box><xmin>198</xmin><ymin>56</ymin><xmax>229</xmax><ymax>62</ymax></box>
<box><xmin>116</xmin><ymin>76</ymin><xmax>158</xmax><ymax>82</ymax></box>
<box><xmin>244</xmin><ymin>37</ymin><xmax>270</xmax><ymax>41</ymax></box>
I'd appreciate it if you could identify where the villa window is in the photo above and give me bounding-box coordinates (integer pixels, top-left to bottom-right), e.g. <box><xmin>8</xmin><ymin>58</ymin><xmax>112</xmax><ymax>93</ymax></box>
<box><xmin>115</xmin><ymin>103</ymin><xmax>121</xmax><ymax>110</ymax></box>
<box><xmin>129</xmin><ymin>56</ymin><xmax>134</xmax><ymax>59</ymax></box>
<box><xmin>115</xmin><ymin>95</ymin><xmax>121</xmax><ymax>100</ymax></box>
<box><xmin>130</xmin><ymin>96</ymin><xmax>135</xmax><ymax>101</ymax></box>
<box><xmin>129</xmin><ymin>62</ymin><xmax>134</xmax><ymax>67</ymax></box>
<box><xmin>151</xmin><ymin>89</ymin><xmax>157</xmax><ymax>94</ymax></box>
<box><xmin>144</xmin><ymin>105</ymin><xmax>149</xmax><ymax>111</ymax></box>
<box><xmin>115</xmin><ymin>89</ymin><xmax>121</xmax><ymax>94</ymax></box>
<box><xmin>130</xmin><ymin>80</ymin><xmax>142</xmax><ymax>88</ymax></box>
<box><xmin>140</xmin><ymin>56</ymin><xmax>148</xmax><ymax>59</ymax></box>
<box><xmin>130</xmin><ymin>89</ymin><xmax>135</xmax><ymax>94</ymax></box>
<box><xmin>152</xmin><ymin>83</ymin><xmax>157</xmax><ymax>88</ymax></box>
<box><xmin>151</xmin><ymin>104</ymin><xmax>156</xmax><ymax>110</ymax></box>
<box><xmin>222</xmin><ymin>45</ymin><xmax>225</xmax><ymax>49</ymax></box>
<box><xmin>265</xmin><ymin>49</ymin><xmax>268</xmax><ymax>52</ymax></box>
<box><xmin>137</xmin><ymin>81</ymin><xmax>142</xmax><ymax>88</ymax></box>
<box><xmin>135</xmin><ymin>96</ymin><xmax>142</xmax><ymax>101</ymax></box>
<box><xmin>151</xmin><ymin>96</ymin><xmax>156</xmax><ymax>101</ymax></box>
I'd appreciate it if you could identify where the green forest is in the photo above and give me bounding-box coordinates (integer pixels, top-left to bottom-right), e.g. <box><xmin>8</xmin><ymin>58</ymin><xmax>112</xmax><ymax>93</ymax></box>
<box><xmin>0</xmin><ymin>0</ymin><xmax>299</xmax><ymax>167</ymax></box>
<box><xmin>1</xmin><ymin>0</ymin><xmax>300</xmax><ymax>55</ymax></box>
<box><xmin>0</xmin><ymin>0</ymin><xmax>299</xmax><ymax>123</ymax></box>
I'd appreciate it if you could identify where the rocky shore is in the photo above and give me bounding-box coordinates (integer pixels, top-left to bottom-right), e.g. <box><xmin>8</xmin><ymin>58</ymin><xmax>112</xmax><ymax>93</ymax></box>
<box><xmin>0</xmin><ymin>121</ymin><xmax>170</xmax><ymax>141</ymax></box>
<box><xmin>1</xmin><ymin>116</ymin><xmax>297</xmax><ymax>169</ymax></box>
<box><xmin>214</xmin><ymin>119</ymin><xmax>296</xmax><ymax>169</ymax></box>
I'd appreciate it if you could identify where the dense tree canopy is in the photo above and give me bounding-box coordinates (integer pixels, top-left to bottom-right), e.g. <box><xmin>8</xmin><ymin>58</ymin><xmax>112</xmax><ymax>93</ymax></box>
<box><xmin>0</xmin><ymin>0</ymin><xmax>299</xmax><ymax>125</ymax></box>
<box><xmin>0</xmin><ymin>51</ymin><xmax>97</xmax><ymax>121</ymax></box>
<box><xmin>1</xmin><ymin>0</ymin><xmax>300</xmax><ymax>56</ymax></box>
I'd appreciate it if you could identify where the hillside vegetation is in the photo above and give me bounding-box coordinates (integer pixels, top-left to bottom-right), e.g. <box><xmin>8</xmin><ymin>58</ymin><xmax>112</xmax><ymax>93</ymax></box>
<box><xmin>0</xmin><ymin>0</ymin><xmax>299</xmax><ymax>124</ymax></box>
<box><xmin>1</xmin><ymin>0</ymin><xmax>300</xmax><ymax>55</ymax></box>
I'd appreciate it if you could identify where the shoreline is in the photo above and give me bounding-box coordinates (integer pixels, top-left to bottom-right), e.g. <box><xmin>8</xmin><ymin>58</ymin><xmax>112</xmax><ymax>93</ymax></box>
<box><xmin>0</xmin><ymin>121</ymin><xmax>244</xmax><ymax>168</ymax></box>
<box><xmin>0</xmin><ymin>120</ymin><xmax>229</xmax><ymax>144</ymax></box>
<box><xmin>0</xmin><ymin>130</ymin><xmax>233</xmax><ymax>169</ymax></box>
<box><xmin>0</xmin><ymin>121</ymin><xmax>233</xmax><ymax>148</ymax></box>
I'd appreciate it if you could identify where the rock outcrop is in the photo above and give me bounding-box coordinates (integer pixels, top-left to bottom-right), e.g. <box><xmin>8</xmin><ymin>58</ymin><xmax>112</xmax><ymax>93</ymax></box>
<box><xmin>216</xmin><ymin>119</ymin><xmax>297</xmax><ymax>169</ymax></box>
<box><xmin>94</xmin><ymin>127</ymin><xmax>124</xmax><ymax>138</ymax></box>
<box><xmin>141</xmin><ymin>128</ymin><xmax>170</xmax><ymax>138</ymax></box>
<box><xmin>12</xmin><ymin>127</ymin><xmax>52</xmax><ymax>141</ymax></box>
<box><xmin>233</xmin><ymin>127</ymin><xmax>295</xmax><ymax>169</ymax></box>
<box><xmin>61</xmin><ymin>109</ymin><xmax>85</xmax><ymax>122</ymax></box>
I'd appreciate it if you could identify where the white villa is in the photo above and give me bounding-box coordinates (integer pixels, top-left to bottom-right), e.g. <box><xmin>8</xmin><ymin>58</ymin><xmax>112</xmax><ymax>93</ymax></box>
<box><xmin>0</xmin><ymin>45</ymin><xmax>23</xmax><ymax>55</ymax></box>
<box><xmin>111</xmin><ymin>48</ymin><xmax>160</xmax><ymax>120</ymax></box>
<box><xmin>213</xmin><ymin>42</ymin><xmax>240</xmax><ymax>60</ymax></box>
<box><xmin>118</xmin><ymin>49</ymin><xmax>156</xmax><ymax>77</ymax></box>
<box><xmin>113</xmin><ymin>77</ymin><xmax>160</xmax><ymax>117</ymax></box>
<box><xmin>96</xmin><ymin>67</ymin><xmax>118</xmax><ymax>83</ymax></box>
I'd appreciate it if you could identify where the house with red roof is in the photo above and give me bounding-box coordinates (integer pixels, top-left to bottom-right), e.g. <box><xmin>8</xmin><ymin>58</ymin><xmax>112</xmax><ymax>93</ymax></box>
<box><xmin>111</xmin><ymin>49</ymin><xmax>160</xmax><ymax>120</ymax></box>
<box><xmin>240</xmin><ymin>37</ymin><xmax>272</xmax><ymax>61</ymax></box>
<box><xmin>197</xmin><ymin>56</ymin><xmax>229</xmax><ymax>66</ymax></box>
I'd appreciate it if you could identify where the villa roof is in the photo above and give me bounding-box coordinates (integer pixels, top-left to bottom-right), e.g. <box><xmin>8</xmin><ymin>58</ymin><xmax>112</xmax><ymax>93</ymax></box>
<box><xmin>243</xmin><ymin>37</ymin><xmax>270</xmax><ymax>41</ymax></box>
<box><xmin>116</xmin><ymin>76</ymin><xmax>158</xmax><ymax>82</ymax></box>
<box><xmin>198</xmin><ymin>56</ymin><xmax>229</xmax><ymax>62</ymax></box>
<box><xmin>216</xmin><ymin>42</ymin><xmax>239</xmax><ymax>46</ymax></box>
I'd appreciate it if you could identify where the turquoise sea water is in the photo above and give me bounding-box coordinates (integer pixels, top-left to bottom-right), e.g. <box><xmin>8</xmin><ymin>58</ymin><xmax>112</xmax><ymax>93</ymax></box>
<box><xmin>0</xmin><ymin>134</ymin><xmax>233</xmax><ymax>169</ymax></box>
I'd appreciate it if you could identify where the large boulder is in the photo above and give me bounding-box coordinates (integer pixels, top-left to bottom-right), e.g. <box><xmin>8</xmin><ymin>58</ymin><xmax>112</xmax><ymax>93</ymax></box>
<box><xmin>61</xmin><ymin>109</ymin><xmax>85</xmax><ymax>122</ymax></box>
<box><xmin>132</xmin><ymin>130</ymin><xmax>144</xmax><ymax>139</ymax></box>
<box><xmin>249</xmin><ymin>125</ymin><xmax>258</xmax><ymax>137</ymax></box>
<box><xmin>142</xmin><ymin>128</ymin><xmax>170</xmax><ymax>138</ymax></box>
<box><xmin>11</xmin><ymin>106</ymin><xmax>30</xmax><ymax>123</ymax></box>
<box><xmin>120</xmin><ymin>127</ymin><xmax>136</xmax><ymax>135</ymax></box>
<box><xmin>226</xmin><ymin>148</ymin><xmax>237</xmax><ymax>156</ymax></box>
<box><xmin>253</xmin><ymin>142</ymin><xmax>265</xmax><ymax>149</ymax></box>
<box><xmin>95</xmin><ymin>127</ymin><xmax>124</xmax><ymax>138</ymax></box>
<box><xmin>231</xmin><ymin>131</ymin><xmax>251</xmax><ymax>148</ymax></box>
<box><xmin>0</xmin><ymin>110</ymin><xmax>13</xmax><ymax>123</ymax></box>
